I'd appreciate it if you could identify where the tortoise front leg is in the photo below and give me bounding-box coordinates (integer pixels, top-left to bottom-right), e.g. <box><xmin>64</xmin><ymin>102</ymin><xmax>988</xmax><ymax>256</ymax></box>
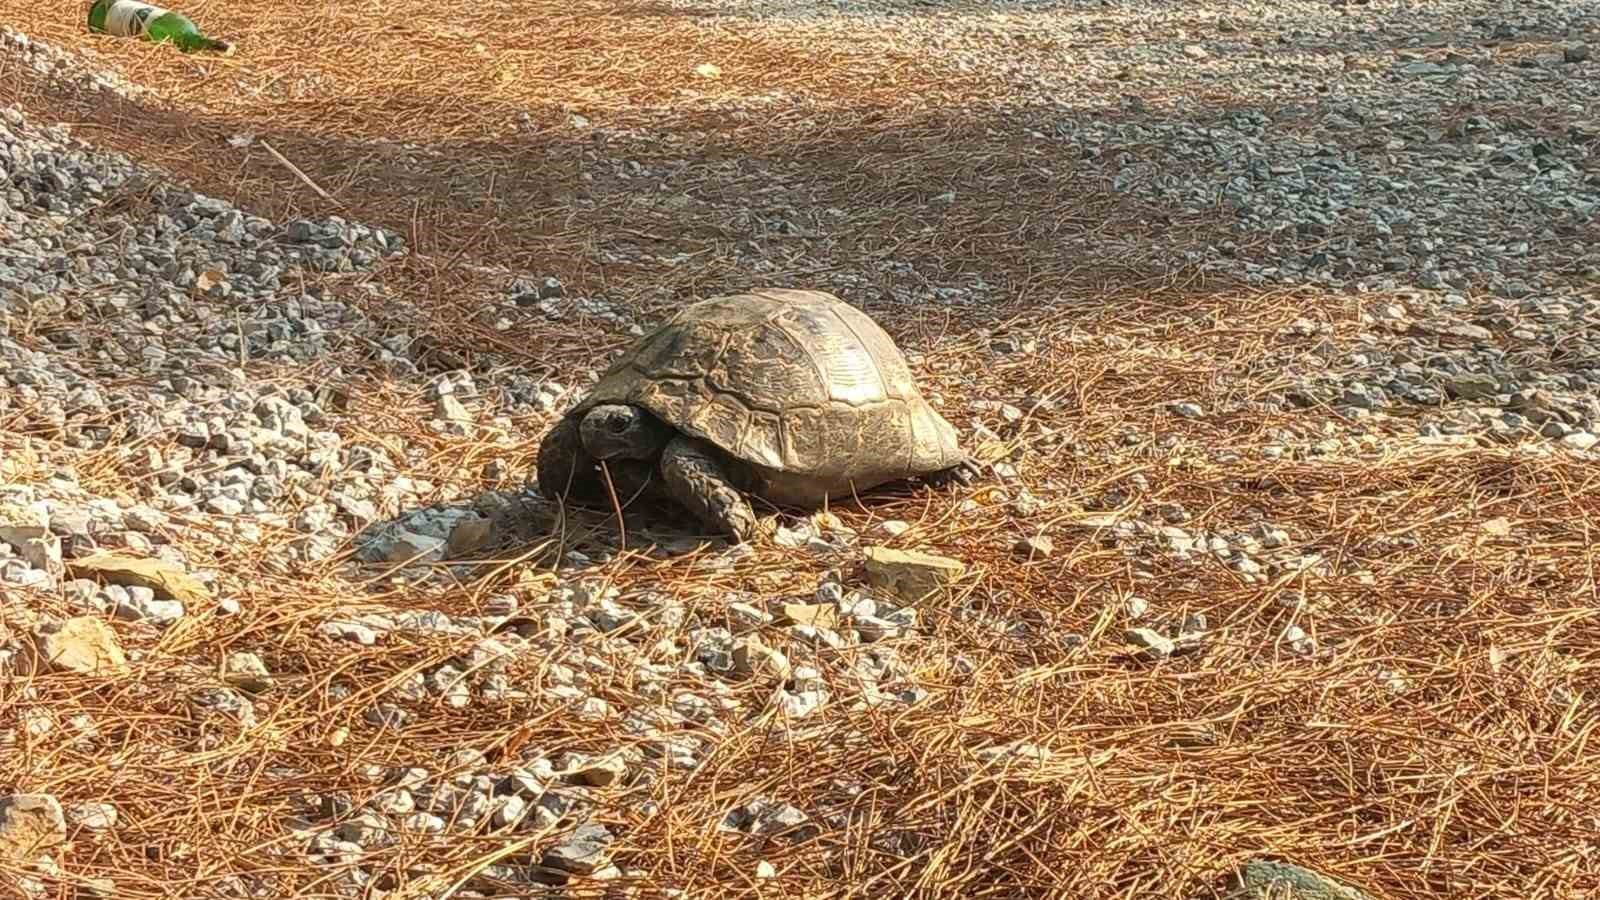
<box><xmin>598</xmin><ymin>458</ymin><xmax>672</xmax><ymax>508</ymax></box>
<box><xmin>535</xmin><ymin>416</ymin><xmax>607</xmax><ymax>504</ymax></box>
<box><xmin>658</xmin><ymin>435</ymin><xmax>759</xmax><ymax>543</ymax></box>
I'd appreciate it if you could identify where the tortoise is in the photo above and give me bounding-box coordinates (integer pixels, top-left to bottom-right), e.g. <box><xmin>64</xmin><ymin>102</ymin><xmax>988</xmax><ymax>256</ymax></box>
<box><xmin>535</xmin><ymin>288</ymin><xmax>980</xmax><ymax>542</ymax></box>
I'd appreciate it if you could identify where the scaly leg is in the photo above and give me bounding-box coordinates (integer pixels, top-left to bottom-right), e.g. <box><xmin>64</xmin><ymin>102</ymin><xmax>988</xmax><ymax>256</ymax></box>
<box><xmin>658</xmin><ymin>436</ymin><xmax>759</xmax><ymax>543</ymax></box>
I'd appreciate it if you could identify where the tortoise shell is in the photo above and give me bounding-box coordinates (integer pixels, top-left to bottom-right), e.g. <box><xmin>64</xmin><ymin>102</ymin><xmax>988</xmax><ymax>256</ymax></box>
<box><xmin>567</xmin><ymin>289</ymin><xmax>965</xmax><ymax>505</ymax></box>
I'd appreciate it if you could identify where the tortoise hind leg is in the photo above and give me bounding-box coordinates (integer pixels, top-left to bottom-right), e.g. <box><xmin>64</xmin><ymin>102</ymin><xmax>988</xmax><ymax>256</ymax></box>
<box><xmin>921</xmin><ymin>455</ymin><xmax>985</xmax><ymax>490</ymax></box>
<box><xmin>536</xmin><ymin>416</ymin><xmax>607</xmax><ymax>504</ymax></box>
<box><xmin>658</xmin><ymin>435</ymin><xmax>759</xmax><ymax>543</ymax></box>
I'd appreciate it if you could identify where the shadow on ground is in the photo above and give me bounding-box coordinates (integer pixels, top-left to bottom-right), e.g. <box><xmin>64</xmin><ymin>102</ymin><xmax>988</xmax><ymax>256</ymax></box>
<box><xmin>4</xmin><ymin>62</ymin><xmax>1245</xmax><ymax>319</ymax></box>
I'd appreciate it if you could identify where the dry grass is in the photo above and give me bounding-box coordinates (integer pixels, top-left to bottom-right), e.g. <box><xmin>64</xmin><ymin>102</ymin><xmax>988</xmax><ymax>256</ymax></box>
<box><xmin>2</xmin><ymin>1</ymin><xmax>1599</xmax><ymax>898</ymax></box>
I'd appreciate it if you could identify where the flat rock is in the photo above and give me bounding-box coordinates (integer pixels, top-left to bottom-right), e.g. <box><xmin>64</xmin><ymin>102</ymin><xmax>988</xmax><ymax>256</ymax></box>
<box><xmin>732</xmin><ymin>636</ymin><xmax>791</xmax><ymax>681</ymax></box>
<box><xmin>18</xmin><ymin>535</ymin><xmax>63</xmax><ymax>574</ymax></box>
<box><xmin>853</xmin><ymin>614</ymin><xmax>905</xmax><ymax>642</ymax></box>
<box><xmin>1411</xmin><ymin>319</ymin><xmax>1492</xmax><ymax>342</ymax></box>
<box><xmin>381</xmin><ymin>529</ymin><xmax>448</xmax><ymax>563</ymax></box>
<box><xmin>0</xmin><ymin>500</ymin><xmax>50</xmax><ymax>547</ymax></box>
<box><xmin>1224</xmin><ymin>859</ymin><xmax>1372</xmax><ymax>900</ymax></box>
<box><xmin>557</xmin><ymin>751</ymin><xmax>629</xmax><ymax>787</ymax></box>
<box><xmin>779</xmin><ymin>688</ymin><xmax>828</xmax><ymax>719</ymax></box>
<box><xmin>1066</xmin><ymin>513</ymin><xmax>1126</xmax><ymax>531</ymax></box>
<box><xmin>318</xmin><ymin>620</ymin><xmax>381</xmax><ymax>645</ymax></box>
<box><xmin>0</xmin><ymin>794</ymin><xmax>67</xmax><ymax>860</ymax></box>
<box><xmin>541</xmin><ymin>822</ymin><xmax>615</xmax><ymax>875</ymax></box>
<box><xmin>775</xmin><ymin>602</ymin><xmax>839</xmax><ymax>630</ymax></box>
<box><xmin>65</xmin><ymin>553</ymin><xmax>212</xmax><ymax>605</ymax></box>
<box><xmin>224</xmin><ymin>651</ymin><xmax>275</xmax><ymax>692</ymax></box>
<box><xmin>435</xmin><ymin>394</ymin><xmax>472</xmax><ymax>423</ymax></box>
<box><xmin>66</xmin><ymin>802</ymin><xmax>118</xmax><ymax>832</ymax></box>
<box><xmin>1443</xmin><ymin>373</ymin><xmax>1498</xmax><ymax>401</ymax></box>
<box><xmin>1561</xmin><ymin>431</ymin><xmax>1599</xmax><ymax>451</ymax></box>
<box><xmin>863</xmin><ymin>546</ymin><xmax>967</xmax><ymax>604</ymax></box>
<box><xmin>974</xmin><ymin>741</ymin><xmax>1054</xmax><ymax>766</ymax></box>
<box><xmin>112</xmin><ymin>588</ymin><xmax>185</xmax><ymax>626</ymax></box>
<box><xmin>749</xmin><ymin>803</ymin><xmax>815</xmax><ymax>839</ymax></box>
<box><xmin>492</xmin><ymin>794</ymin><xmax>528</xmax><ymax>829</ymax></box>
<box><xmin>24</xmin><ymin>617</ymin><xmax>128</xmax><ymax>676</ymax></box>
<box><xmin>1124</xmin><ymin>627</ymin><xmax>1176</xmax><ymax>661</ymax></box>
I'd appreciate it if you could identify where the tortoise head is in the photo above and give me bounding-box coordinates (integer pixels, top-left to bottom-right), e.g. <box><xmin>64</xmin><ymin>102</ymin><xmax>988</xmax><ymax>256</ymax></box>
<box><xmin>579</xmin><ymin>403</ymin><xmax>674</xmax><ymax>461</ymax></box>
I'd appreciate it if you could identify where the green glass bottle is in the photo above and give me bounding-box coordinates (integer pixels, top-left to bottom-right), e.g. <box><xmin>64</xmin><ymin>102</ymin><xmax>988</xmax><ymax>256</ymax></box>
<box><xmin>86</xmin><ymin>0</ymin><xmax>233</xmax><ymax>54</ymax></box>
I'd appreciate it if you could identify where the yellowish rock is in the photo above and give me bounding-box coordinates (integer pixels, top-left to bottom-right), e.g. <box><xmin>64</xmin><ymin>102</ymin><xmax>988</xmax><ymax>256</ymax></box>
<box><xmin>0</xmin><ymin>794</ymin><xmax>67</xmax><ymax>860</ymax></box>
<box><xmin>560</xmin><ymin>751</ymin><xmax>629</xmax><ymax>787</ymax></box>
<box><xmin>24</xmin><ymin>617</ymin><xmax>128</xmax><ymax>676</ymax></box>
<box><xmin>732</xmin><ymin>637</ymin><xmax>791</xmax><ymax>682</ymax></box>
<box><xmin>224</xmin><ymin>651</ymin><xmax>275</xmax><ymax>693</ymax></box>
<box><xmin>863</xmin><ymin>546</ymin><xmax>967</xmax><ymax>604</ymax></box>
<box><xmin>0</xmin><ymin>500</ymin><xmax>50</xmax><ymax>545</ymax></box>
<box><xmin>66</xmin><ymin>553</ymin><xmax>212</xmax><ymax>605</ymax></box>
<box><xmin>775</xmin><ymin>602</ymin><xmax>839</xmax><ymax>630</ymax></box>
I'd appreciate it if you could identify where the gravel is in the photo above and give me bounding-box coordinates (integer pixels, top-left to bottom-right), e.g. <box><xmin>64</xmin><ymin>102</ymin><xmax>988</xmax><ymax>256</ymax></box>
<box><xmin>3</xmin><ymin>1</ymin><xmax>1598</xmax><ymax>894</ymax></box>
<box><xmin>606</xmin><ymin>0</ymin><xmax>1600</xmax><ymax>449</ymax></box>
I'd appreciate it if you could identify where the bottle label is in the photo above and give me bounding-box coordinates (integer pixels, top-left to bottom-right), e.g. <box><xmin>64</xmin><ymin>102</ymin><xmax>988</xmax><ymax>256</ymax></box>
<box><xmin>104</xmin><ymin>0</ymin><xmax>168</xmax><ymax>37</ymax></box>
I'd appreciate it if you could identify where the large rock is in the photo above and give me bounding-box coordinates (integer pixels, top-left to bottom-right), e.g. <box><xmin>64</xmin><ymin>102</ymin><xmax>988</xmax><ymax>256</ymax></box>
<box><xmin>19</xmin><ymin>535</ymin><xmax>64</xmax><ymax>574</ymax></box>
<box><xmin>24</xmin><ymin>617</ymin><xmax>128</xmax><ymax>676</ymax></box>
<box><xmin>0</xmin><ymin>500</ymin><xmax>50</xmax><ymax>547</ymax></box>
<box><xmin>0</xmin><ymin>794</ymin><xmax>67</xmax><ymax>860</ymax></box>
<box><xmin>224</xmin><ymin>651</ymin><xmax>275</xmax><ymax>693</ymax></box>
<box><xmin>359</xmin><ymin>506</ymin><xmax>495</xmax><ymax>563</ymax></box>
<box><xmin>1224</xmin><ymin>860</ymin><xmax>1373</xmax><ymax>900</ymax></box>
<box><xmin>1443</xmin><ymin>373</ymin><xmax>1498</xmax><ymax>401</ymax></box>
<box><xmin>541</xmin><ymin>822</ymin><xmax>615</xmax><ymax>875</ymax></box>
<box><xmin>557</xmin><ymin>751</ymin><xmax>629</xmax><ymax>788</ymax></box>
<box><xmin>65</xmin><ymin>553</ymin><xmax>212</xmax><ymax>605</ymax></box>
<box><xmin>66</xmin><ymin>802</ymin><xmax>119</xmax><ymax>832</ymax></box>
<box><xmin>1124</xmin><ymin>628</ymin><xmax>1176</xmax><ymax>662</ymax></box>
<box><xmin>732</xmin><ymin>636</ymin><xmax>791</xmax><ymax>682</ymax></box>
<box><xmin>862</xmin><ymin>546</ymin><xmax>967</xmax><ymax>604</ymax></box>
<box><xmin>775</xmin><ymin>602</ymin><xmax>839</xmax><ymax>629</ymax></box>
